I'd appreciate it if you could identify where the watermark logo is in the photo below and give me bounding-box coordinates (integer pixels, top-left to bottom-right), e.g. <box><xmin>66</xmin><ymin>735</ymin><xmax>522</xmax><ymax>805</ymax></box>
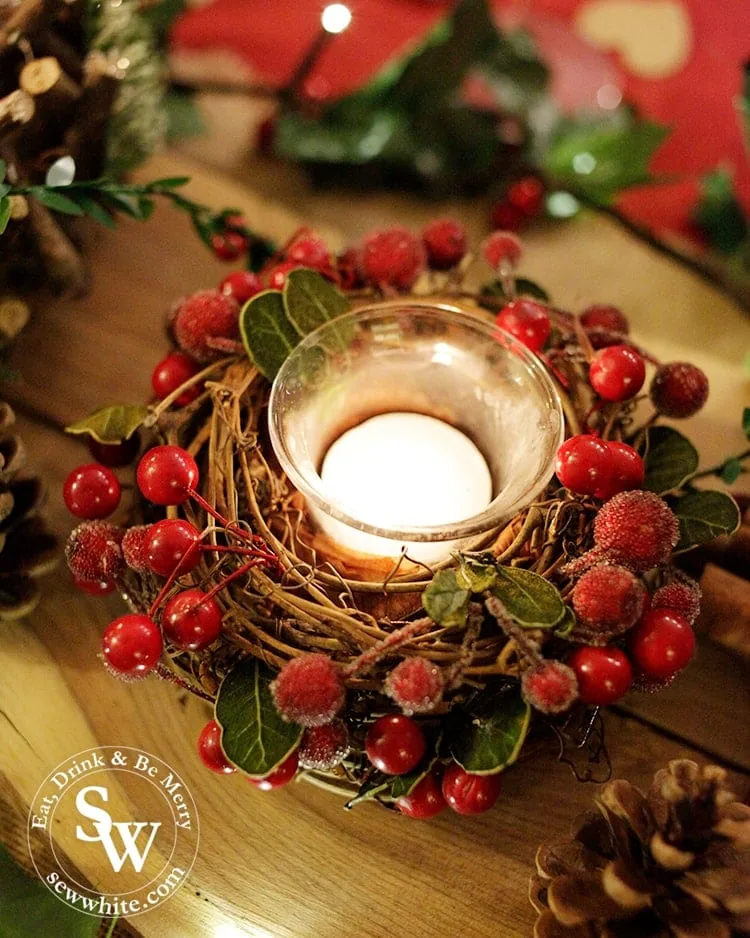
<box><xmin>28</xmin><ymin>747</ymin><xmax>199</xmax><ymax>918</ymax></box>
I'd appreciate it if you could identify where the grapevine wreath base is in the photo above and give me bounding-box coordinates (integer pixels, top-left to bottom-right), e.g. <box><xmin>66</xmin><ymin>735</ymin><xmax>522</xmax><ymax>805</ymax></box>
<box><xmin>62</xmin><ymin>222</ymin><xmax>744</xmax><ymax>818</ymax></box>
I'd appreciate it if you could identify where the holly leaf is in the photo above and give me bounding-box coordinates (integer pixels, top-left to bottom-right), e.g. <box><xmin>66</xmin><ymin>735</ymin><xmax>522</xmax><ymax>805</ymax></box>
<box><xmin>455</xmin><ymin>554</ymin><xmax>498</xmax><ymax>592</ymax></box>
<box><xmin>239</xmin><ymin>289</ymin><xmax>301</xmax><ymax>381</ymax></box>
<box><xmin>32</xmin><ymin>188</ymin><xmax>85</xmax><ymax>216</ymax></box>
<box><xmin>283</xmin><ymin>269</ymin><xmax>350</xmax><ymax>339</ymax></box>
<box><xmin>449</xmin><ymin>687</ymin><xmax>531</xmax><ymax>774</ymax></box>
<box><xmin>743</xmin><ymin>407</ymin><xmax>750</xmax><ymax>441</ymax></box>
<box><xmin>642</xmin><ymin>426</ymin><xmax>699</xmax><ymax>495</ymax></box>
<box><xmin>0</xmin><ymin>196</ymin><xmax>10</xmax><ymax>236</ymax></box>
<box><xmin>673</xmin><ymin>490</ymin><xmax>741</xmax><ymax>551</ymax></box>
<box><xmin>490</xmin><ymin>566</ymin><xmax>565</xmax><ymax>628</ymax></box>
<box><xmin>422</xmin><ymin>569</ymin><xmax>470</xmax><ymax>627</ymax></box>
<box><xmin>215</xmin><ymin>657</ymin><xmax>303</xmax><ymax>777</ymax></box>
<box><xmin>65</xmin><ymin>403</ymin><xmax>149</xmax><ymax>444</ymax></box>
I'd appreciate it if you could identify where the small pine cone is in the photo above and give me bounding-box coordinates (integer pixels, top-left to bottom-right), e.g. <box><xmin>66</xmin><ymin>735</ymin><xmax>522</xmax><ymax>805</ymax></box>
<box><xmin>531</xmin><ymin>759</ymin><xmax>750</xmax><ymax>937</ymax></box>
<box><xmin>0</xmin><ymin>402</ymin><xmax>58</xmax><ymax>619</ymax></box>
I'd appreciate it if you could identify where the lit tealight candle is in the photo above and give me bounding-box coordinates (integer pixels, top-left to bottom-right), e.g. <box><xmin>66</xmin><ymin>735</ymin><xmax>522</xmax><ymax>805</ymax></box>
<box><xmin>318</xmin><ymin>412</ymin><xmax>493</xmax><ymax>561</ymax></box>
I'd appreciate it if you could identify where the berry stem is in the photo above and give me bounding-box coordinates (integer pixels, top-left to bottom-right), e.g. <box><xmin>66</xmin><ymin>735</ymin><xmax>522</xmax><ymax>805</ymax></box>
<box><xmin>149</xmin><ymin>359</ymin><xmax>227</xmax><ymax>419</ymax></box>
<box><xmin>203</xmin><ymin>558</ymin><xmax>264</xmax><ymax>602</ymax></box>
<box><xmin>687</xmin><ymin>447</ymin><xmax>750</xmax><ymax>482</ymax></box>
<box><xmin>484</xmin><ymin>595</ymin><xmax>542</xmax><ymax>666</ymax></box>
<box><xmin>154</xmin><ymin>662</ymin><xmax>215</xmax><ymax>702</ymax></box>
<box><xmin>341</xmin><ymin>617</ymin><xmax>435</xmax><ymax>679</ymax></box>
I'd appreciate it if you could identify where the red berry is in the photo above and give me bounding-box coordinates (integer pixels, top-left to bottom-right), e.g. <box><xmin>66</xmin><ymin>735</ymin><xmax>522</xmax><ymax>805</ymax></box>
<box><xmin>121</xmin><ymin>524</ymin><xmax>152</xmax><ymax>573</ymax></box>
<box><xmin>507</xmin><ymin>175</ymin><xmax>545</xmax><ymax>217</ymax></box>
<box><xmin>146</xmin><ymin>519</ymin><xmax>201</xmax><ymax>578</ymax></box>
<box><xmin>270</xmin><ymin>653</ymin><xmax>345</xmax><ymax>727</ymax></box>
<box><xmin>395</xmin><ymin>771</ymin><xmax>446</xmax><ymax>820</ymax></box>
<box><xmin>490</xmin><ymin>200</ymin><xmax>525</xmax><ymax>232</ymax></box>
<box><xmin>151</xmin><ymin>352</ymin><xmax>201</xmax><ymax>406</ymax></box>
<box><xmin>298</xmin><ymin>720</ymin><xmax>350</xmax><ymax>770</ymax></box>
<box><xmin>359</xmin><ymin>226</ymin><xmax>426</xmax><ymax>291</ymax></box>
<box><xmin>365</xmin><ymin>714</ymin><xmax>425</xmax><ymax>775</ymax></box>
<box><xmin>483</xmin><ymin>230</ymin><xmax>522</xmax><ymax>269</ymax></box>
<box><xmin>572</xmin><ymin>564</ymin><xmax>646</xmax><ymax>639</ymax></box>
<box><xmin>73</xmin><ymin>576</ymin><xmax>115</xmax><ymax>595</ymax></box>
<box><xmin>652</xmin><ymin>578</ymin><xmax>701</xmax><ymax>625</ymax></box>
<box><xmin>267</xmin><ymin>261</ymin><xmax>302</xmax><ymax>290</ymax></box>
<box><xmin>555</xmin><ymin>434</ymin><xmax>612</xmax><ymax>497</ymax></box>
<box><xmin>521</xmin><ymin>659</ymin><xmax>579</xmax><ymax>714</ymax></box>
<box><xmin>63</xmin><ymin>463</ymin><xmax>121</xmax><ymax>519</ymax></box>
<box><xmin>628</xmin><ymin>609</ymin><xmax>695</xmax><ymax>681</ymax></box>
<box><xmin>247</xmin><ymin>750</ymin><xmax>299</xmax><ymax>791</ymax></box>
<box><xmin>597</xmin><ymin>441</ymin><xmax>644</xmax><ymax>501</ymax></box>
<box><xmin>211</xmin><ymin>230</ymin><xmax>247</xmax><ymax>262</ymax></box>
<box><xmin>65</xmin><ymin>520</ymin><xmax>123</xmax><ymax>585</ymax></box>
<box><xmin>172</xmin><ymin>289</ymin><xmax>240</xmax><ymax>363</ymax></box>
<box><xmin>567</xmin><ymin>646</ymin><xmax>633</xmax><ymax>706</ymax></box>
<box><xmin>496</xmin><ymin>299</ymin><xmax>551</xmax><ymax>353</ymax></box>
<box><xmin>137</xmin><ymin>445</ymin><xmax>198</xmax><ymax>506</ymax></box>
<box><xmin>197</xmin><ymin>719</ymin><xmax>236</xmax><ymax>775</ymax></box>
<box><xmin>580</xmin><ymin>304</ymin><xmax>629</xmax><ymax>335</ymax></box>
<box><xmin>421</xmin><ymin>218</ymin><xmax>468</xmax><ymax>270</ymax></box>
<box><xmin>163</xmin><ymin>588</ymin><xmax>222</xmax><ymax>650</ymax></box>
<box><xmin>594</xmin><ymin>490</ymin><xmax>679</xmax><ymax>570</ymax></box>
<box><xmin>87</xmin><ymin>434</ymin><xmax>140</xmax><ymax>467</ymax></box>
<box><xmin>650</xmin><ymin>362</ymin><xmax>709</xmax><ymax>419</ymax></box>
<box><xmin>287</xmin><ymin>235</ymin><xmax>331</xmax><ymax>272</ymax></box>
<box><xmin>441</xmin><ymin>763</ymin><xmax>501</xmax><ymax>815</ymax></box>
<box><xmin>384</xmin><ymin>658</ymin><xmax>444</xmax><ymax>715</ymax></box>
<box><xmin>219</xmin><ymin>270</ymin><xmax>262</xmax><ymax>304</ymax></box>
<box><xmin>102</xmin><ymin>613</ymin><xmax>162</xmax><ymax>676</ymax></box>
<box><xmin>589</xmin><ymin>345</ymin><xmax>646</xmax><ymax>402</ymax></box>
<box><xmin>336</xmin><ymin>247</ymin><xmax>363</xmax><ymax>290</ymax></box>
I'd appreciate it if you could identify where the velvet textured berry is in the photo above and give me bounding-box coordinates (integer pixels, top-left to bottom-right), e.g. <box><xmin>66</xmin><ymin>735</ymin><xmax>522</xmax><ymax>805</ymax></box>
<box><xmin>650</xmin><ymin>362</ymin><xmax>709</xmax><ymax>419</ymax></box>
<box><xmin>384</xmin><ymin>658</ymin><xmax>444</xmax><ymax>715</ymax></box>
<box><xmin>628</xmin><ymin>609</ymin><xmax>696</xmax><ymax>681</ymax></box>
<box><xmin>421</xmin><ymin>218</ymin><xmax>467</xmax><ymax>270</ymax></box>
<box><xmin>441</xmin><ymin>763</ymin><xmax>501</xmax><ymax>815</ymax></box>
<box><xmin>65</xmin><ymin>520</ymin><xmax>123</xmax><ymax>586</ymax></box>
<box><xmin>594</xmin><ymin>490</ymin><xmax>680</xmax><ymax>570</ymax></box>
<box><xmin>270</xmin><ymin>653</ymin><xmax>345</xmax><ymax>727</ymax></box>
<box><xmin>555</xmin><ymin>434</ymin><xmax>612</xmax><ymax>497</ymax></box>
<box><xmin>287</xmin><ymin>235</ymin><xmax>331</xmax><ymax>273</ymax></box>
<box><xmin>572</xmin><ymin>564</ymin><xmax>646</xmax><ymax>640</ymax></box>
<box><xmin>521</xmin><ymin>660</ymin><xmax>579</xmax><ymax>714</ymax></box>
<box><xmin>146</xmin><ymin>519</ymin><xmax>201</xmax><ymax>577</ymax></box>
<box><xmin>482</xmin><ymin>230</ymin><xmax>522</xmax><ymax>269</ymax></box>
<box><xmin>172</xmin><ymin>290</ymin><xmax>240</xmax><ymax>363</ymax></box>
<box><xmin>567</xmin><ymin>646</ymin><xmax>633</xmax><ymax>705</ymax></box>
<box><xmin>598</xmin><ymin>442</ymin><xmax>644</xmax><ymax>501</ymax></box>
<box><xmin>211</xmin><ymin>230</ymin><xmax>246</xmax><ymax>262</ymax></box>
<box><xmin>496</xmin><ymin>299</ymin><xmax>550</xmax><ymax>353</ymax></box>
<box><xmin>197</xmin><ymin>719</ymin><xmax>236</xmax><ymax>775</ymax></box>
<box><xmin>247</xmin><ymin>750</ymin><xmax>299</xmax><ymax>791</ymax></box>
<box><xmin>137</xmin><ymin>445</ymin><xmax>199</xmax><ymax>505</ymax></box>
<box><xmin>589</xmin><ymin>345</ymin><xmax>646</xmax><ymax>401</ymax></box>
<box><xmin>298</xmin><ymin>721</ymin><xmax>350</xmax><ymax>771</ymax></box>
<box><xmin>121</xmin><ymin>524</ymin><xmax>152</xmax><ymax>573</ymax></box>
<box><xmin>580</xmin><ymin>304</ymin><xmax>629</xmax><ymax>335</ymax></box>
<box><xmin>63</xmin><ymin>464</ymin><xmax>121</xmax><ymax>519</ymax></box>
<box><xmin>163</xmin><ymin>588</ymin><xmax>222</xmax><ymax>651</ymax></box>
<box><xmin>87</xmin><ymin>435</ymin><xmax>140</xmax><ymax>468</ymax></box>
<box><xmin>395</xmin><ymin>771</ymin><xmax>446</xmax><ymax>820</ymax></box>
<box><xmin>101</xmin><ymin>614</ymin><xmax>162</xmax><ymax>677</ymax></box>
<box><xmin>652</xmin><ymin>578</ymin><xmax>701</xmax><ymax>624</ymax></box>
<box><xmin>151</xmin><ymin>352</ymin><xmax>201</xmax><ymax>406</ymax></box>
<box><xmin>359</xmin><ymin>226</ymin><xmax>426</xmax><ymax>290</ymax></box>
<box><xmin>365</xmin><ymin>714</ymin><xmax>426</xmax><ymax>775</ymax></box>
<box><xmin>219</xmin><ymin>270</ymin><xmax>262</xmax><ymax>304</ymax></box>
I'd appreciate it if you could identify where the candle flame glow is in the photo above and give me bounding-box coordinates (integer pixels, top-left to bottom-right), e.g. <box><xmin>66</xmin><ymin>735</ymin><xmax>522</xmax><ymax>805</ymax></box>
<box><xmin>321</xmin><ymin>3</ymin><xmax>352</xmax><ymax>34</ymax></box>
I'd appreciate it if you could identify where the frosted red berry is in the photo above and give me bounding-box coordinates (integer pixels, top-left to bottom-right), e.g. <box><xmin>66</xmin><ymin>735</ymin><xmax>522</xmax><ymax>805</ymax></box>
<box><xmin>589</xmin><ymin>345</ymin><xmax>646</xmax><ymax>402</ymax></box>
<box><xmin>555</xmin><ymin>434</ymin><xmax>612</xmax><ymax>497</ymax></box>
<box><xmin>163</xmin><ymin>588</ymin><xmax>222</xmax><ymax>651</ymax></box>
<box><xmin>198</xmin><ymin>719</ymin><xmax>236</xmax><ymax>775</ymax></box>
<box><xmin>580</xmin><ymin>304</ymin><xmax>629</xmax><ymax>335</ymax></box>
<box><xmin>507</xmin><ymin>176</ymin><xmax>545</xmax><ymax>217</ymax></box>
<box><xmin>137</xmin><ymin>445</ymin><xmax>198</xmax><ymax>505</ymax></box>
<box><xmin>572</xmin><ymin>564</ymin><xmax>646</xmax><ymax>639</ymax></box>
<box><xmin>267</xmin><ymin>261</ymin><xmax>302</xmax><ymax>290</ymax></box>
<box><xmin>650</xmin><ymin>362</ymin><xmax>709</xmax><ymax>419</ymax></box>
<box><xmin>628</xmin><ymin>609</ymin><xmax>695</xmax><ymax>681</ymax></box>
<box><xmin>395</xmin><ymin>771</ymin><xmax>446</xmax><ymax>820</ymax></box>
<box><xmin>496</xmin><ymin>299</ymin><xmax>551</xmax><ymax>353</ymax></box>
<box><xmin>594</xmin><ymin>490</ymin><xmax>679</xmax><ymax>570</ymax></box>
<box><xmin>211</xmin><ymin>230</ymin><xmax>246</xmax><ymax>262</ymax></box>
<box><xmin>271</xmin><ymin>653</ymin><xmax>345</xmax><ymax>727</ymax></box>
<box><xmin>298</xmin><ymin>720</ymin><xmax>350</xmax><ymax>771</ymax></box>
<box><xmin>87</xmin><ymin>435</ymin><xmax>140</xmax><ymax>467</ymax></box>
<box><xmin>287</xmin><ymin>235</ymin><xmax>331</xmax><ymax>273</ymax></box>
<box><xmin>359</xmin><ymin>226</ymin><xmax>426</xmax><ymax>291</ymax></box>
<box><xmin>172</xmin><ymin>289</ymin><xmax>240</xmax><ymax>363</ymax></box>
<box><xmin>490</xmin><ymin>200</ymin><xmax>525</xmax><ymax>232</ymax></box>
<box><xmin>421</xmin><ymin>218</ymin><xmax>468</xmax><ymax>270</ymax></box>
<box><xmin>384</xmin><ymin>658</ymin><xmax>444</xmax><ymax>715</ymax></box>
<box><xmin>73</xmin><ymin>576</ymin><xmax>115</xmax><ymax>595</ymax></box>
<box><xmin>247</xmin><ymin>750</ymin><xmax>299</xmax><ymax>791</ymax></box>
<box><xmin>365</xmin><ymin>714</ymin><xmax>425</xmax><ymax>775</ymax></box>
<box><xmin>597</xmin><ymin>441</ymin><xmax>644</xmax><ymax>501</ymax></box>
<box><xmin>121</xmin><ymin>524</ymin><xmax>152</xmax><ymax>573</ymax></box>
<box><xmin>483</xmin><ymin>230</ymin><xmax>522</xmax><ymax>269</ymax></box>
<box><xmin>567</xmin><ymin>646</ymin><xmax>633</xmax><ymax>706</ymax></box>
<box><xmin>66</xmin><ymin>520</ymin><xmax>123</xmax><ymax>585</ymax></box>
<box><xmin>102</xmin><ymin>614</ymin><xmax>162</xmax><ymax>676</ymax></box>
<box><xmin>151</xmin><ymin>352</ymin><xmax>201</xmax><ymax>406</ymax></box>
<box><xmin>63</xmin><ymin>464</ymin><xmax>121</xmax><ymax>519</ymax></box>
<box><xmin>146</xmin><ymin>519</ymin><xmax>201</xmax><ymax>577</ymax></box>
<box><xmin>441</xmin><ymin>763</ymin><xmax>501</xmax><ymax>815</ymax></box>
<box><xmin>521</xmin><ymin>659</ymin><xmax>579</xmax><ymax>714</ymax></box>
<box><xmin>219</xmin><ymin>270</ymin><xmax>262</xmax><ymax>304</ymax></box>
<box><xmin>652</xmin><ymin>578</ymin><xmax>701</xmax><ymax>625</ymax></box>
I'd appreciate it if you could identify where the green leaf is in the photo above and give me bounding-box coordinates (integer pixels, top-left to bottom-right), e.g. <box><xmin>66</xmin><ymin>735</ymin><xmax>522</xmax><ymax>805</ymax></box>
<box><xmin>642</xmin><ymin>425</ymin><xmax>699</xmax><ymax>494</ymax></box>
<box><xmin>239</xmin><ymin>289</ymin><xmax>301</xmax><ymax>381</ymax></box>
<box><xmin>0</xmin><ymin>182</ymin><xmax>10</xmax><ymax>199</ymax></box>
<box><xmin>450</xmin><ymin>687</ymin><xmax>531</xmax><ymax>774</ymax></box>
<box><xmin>720</xmin><ymin>458</ymin><xmax>743</xmax><ymax>485</ymax></box>
<box><xmin>74</xmin><ymin>194</ymin><xmax>115</xmax><ymax>229</ymax></box>
<box><xmin>0</xmin><ymin>158</ymin><xmax>6</xmax><ymax>182</ymax></box>
<box><xmin>455</xmin><ymin>554</ymin><xmax>498</xmax><ymax>592</ymax></box>
<box><xmin>147</xmin><ymin>176</ymin><xmax>191</xmax><ymax>190</ymax></box>
<box><xmin>0</xmin><ymin>196</ymin><xmax>10</xmax><ymax>236</ymax></box>
<box><xmin>422</xmin><ymin>569</ymin><xmax>470</xmax><ymax>627</ymax></box>
<box><xmin>743</xmin><ymin>407</ymin><xmax>750</xmax><ymax>441</ymax></box>
<box><xmin>693</xmin><ymin>169</ymin><xmax>748</xmax><ymax>255</ymax></box>
<box><xmin>344</xmin><ymin>775</ymin><xmax>391</xmax><ymax>809</ymax></box>
<box><xmin>491</xmin><ymin>566</ymin><xmax>565</xmax><ymax>628</ymax></box>
<box><xmin>555</xmin><ymin>606</ymin><xmax>576</xmax><ymax>638</ymax></box>
<box><xmin>137</xmin><ymin>197</ymin><xmax>155</xmax><ymax>220</ymax></box>
<box><xmin>32</xmin><ymin>188</ymin><xmax>85</xmax><ymax>216</ymax></box>
<box><xmin>480</xmin><ymin>277</ymin><xmax>550</xmax><ymax>304</ymax></box>
<box><xmin>0</xmin><ymin>844</ymin><xmax>101</xmax><ymax>938</ymax></box>
<box><xmin>65</xmin><ymin>403</ymin><xmax>149</xmax><ymax>444</ymax></box>
<box><xmin>673</xmin><ymin>490</ymin><xmax>741</xmax><ymax>551</ymax></box>
<box><xmin>99</xmin><ymin>191</ymin><xmax>141</xmax><ymax>218</ymax></box>
<box><xmin>215</xmin><ymin>657</ymin><xmax>303</xmax><ymax>777</ymax></box>
<box><xmin>283</xmin><ymin>269</ymin><xmax>350</xmax><ymax>339</ymax></box>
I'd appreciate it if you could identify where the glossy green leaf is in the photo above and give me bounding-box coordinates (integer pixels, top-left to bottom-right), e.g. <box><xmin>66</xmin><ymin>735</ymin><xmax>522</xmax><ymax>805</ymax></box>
<box><xmin>450</xmin><ymin>688</ymin><xmax>531</xmax><ymax>774</ymax></box>
<box><xmin>33</xmin><ymin>188</ymin><xmax>85</xmax><ymax>216</ymax></box>
<box><xmin>720</xmin><ymin>458</ymin><xmax>743</xmax><ymax>485</ymax></box>
<box><xmin>673</xmin><ymin>490</ymin><xmax>741</xmax><ymax>551</ymax></box>
<box><xmin>239</xmin><ymin>289</ymin><xmax>301</xmax><ymax>380</ymax></box>
<box><xmin>283</xmin><ymin>269</ymin><xmax>350</xmax><ymax>338</ymax></box>
<box><xmin>642</xmin><ymin>426</ymin><xmax>699</xmax><ymax>494</ymax></box>
<box><xmin>65</xmin><ymin>404</ymin><xmax>149</xmax><ymax>444</ymax></box>
<box><xmin>455</xmin><ymin>554</ymin><xmax>498</xmax><ymax>592</ymax></box>
<box><xmin>0</xmin><ymin>197</ymin><xmax>10</xmax><ymax>236</ymax></box>
<box><xmin>147</xmin><ymin>176</ymin><xmax>191</xmax><ymax>190</ymax></box>
<box><xmin>73</xmin><ymin>194</ymin><xmax>115</xmax><ymax>228</ymax></box>
<box><xmin>422</xmin><ymin>569</ymin><xmax>470</xmax><ymax>627</ymax></box>
<box><xmin>215</xmin><ymin>657</ymin><xmax>303</xmax><ymax>777</ymax></box>
<box><xmin>491</xmin><ymin>566</ymin><xmax>565</xmax><ymax>628</ymax></box>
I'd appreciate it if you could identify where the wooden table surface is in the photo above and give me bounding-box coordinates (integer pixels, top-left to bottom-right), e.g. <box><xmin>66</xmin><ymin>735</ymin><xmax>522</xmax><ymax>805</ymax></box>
<box><xmin>2</xmin><ymin>137</ymin><xmax>750</xmax><ymax>938</ymax></box>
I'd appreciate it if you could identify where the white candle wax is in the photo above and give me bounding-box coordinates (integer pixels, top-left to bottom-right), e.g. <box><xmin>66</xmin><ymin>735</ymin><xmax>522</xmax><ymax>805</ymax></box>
<box><xmin>317</xmin><ymin>412</ymin><xmax>493</xmax><ymax>562</ymax></box>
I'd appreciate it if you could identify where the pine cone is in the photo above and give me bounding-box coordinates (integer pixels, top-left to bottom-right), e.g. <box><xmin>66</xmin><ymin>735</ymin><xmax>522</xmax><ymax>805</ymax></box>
<box><xmin>0</xmin><ymin>401</ymin><xmax>57</xmax><ymax>618</ymax></box>
<box><xmin>530</xmin><ymin>759</ymin><xmax>750</xmax><ymax>937</ymax></box>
